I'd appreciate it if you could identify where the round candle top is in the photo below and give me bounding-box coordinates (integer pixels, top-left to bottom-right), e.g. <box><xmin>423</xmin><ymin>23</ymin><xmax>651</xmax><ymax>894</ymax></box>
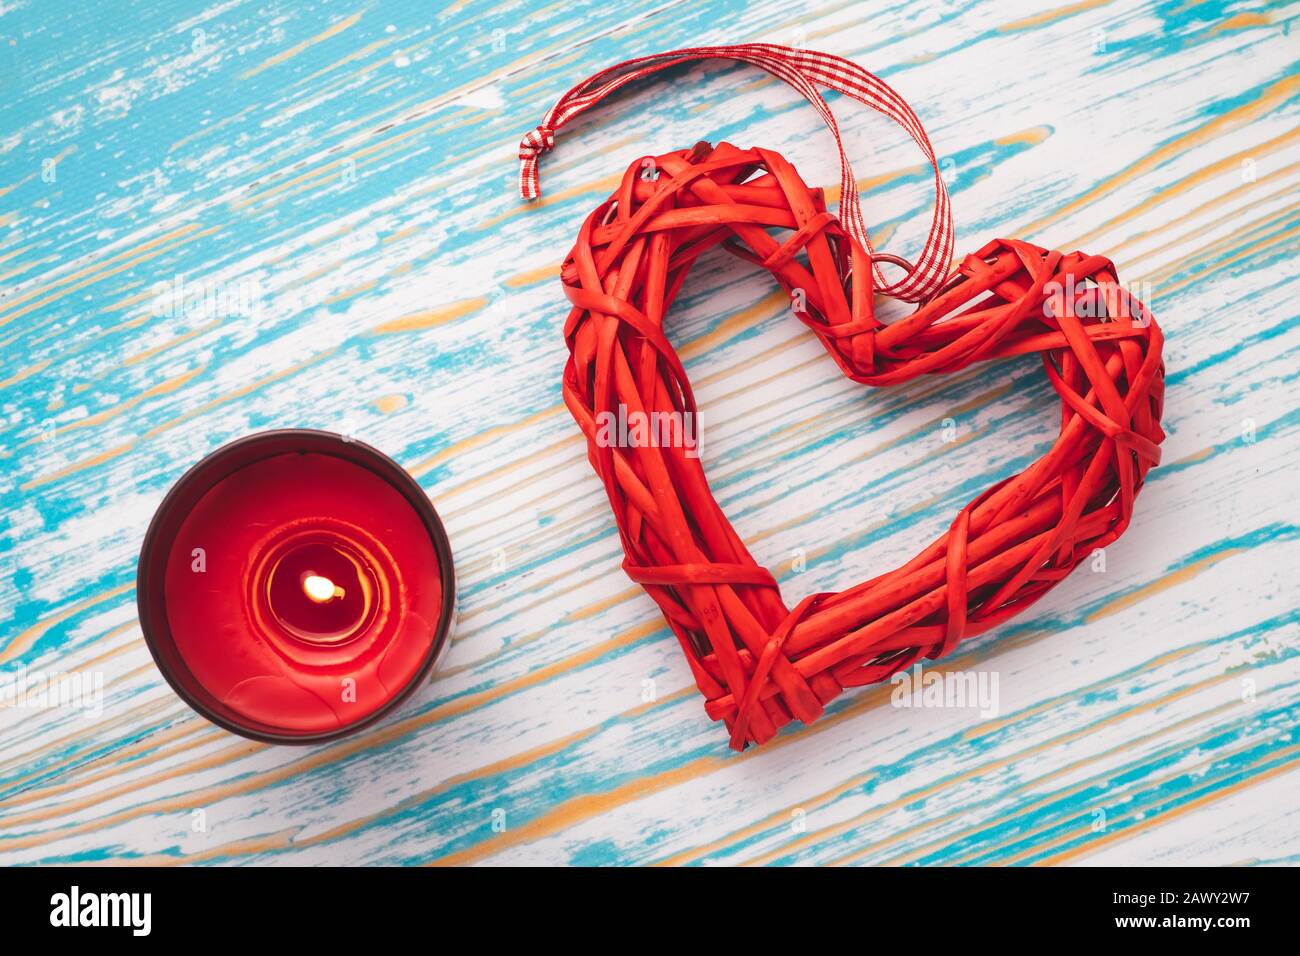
<box><xmin>138</xmin><ymin>431</ymin><xmax>455</xmax><ymax>744</ymax></box>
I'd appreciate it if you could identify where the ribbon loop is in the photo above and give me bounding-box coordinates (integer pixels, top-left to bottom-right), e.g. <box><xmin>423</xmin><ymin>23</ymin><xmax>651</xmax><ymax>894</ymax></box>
<box><xmin>514</xmin><ymin>43</ymin><xmax>954</xmax><ymax>303</ymax></box>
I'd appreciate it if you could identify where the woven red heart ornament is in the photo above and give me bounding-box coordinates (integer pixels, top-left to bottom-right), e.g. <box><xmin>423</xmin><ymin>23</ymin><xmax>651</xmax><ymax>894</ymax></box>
<box><xmin>522</xmin><ymin>46</ymin><xmax>1165</xmax><ymax>750</ymax></box>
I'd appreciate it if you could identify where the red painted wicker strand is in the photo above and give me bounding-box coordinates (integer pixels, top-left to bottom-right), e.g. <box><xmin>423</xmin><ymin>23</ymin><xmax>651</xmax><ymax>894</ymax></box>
<box><xmin>557</xmin><ymin>142</ymin><xmax>1164</xmax><ymax>750</ymax></box>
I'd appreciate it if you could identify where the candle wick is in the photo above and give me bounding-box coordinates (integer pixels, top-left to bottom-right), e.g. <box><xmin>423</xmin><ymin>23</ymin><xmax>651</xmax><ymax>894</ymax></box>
<box><xmin>302</xmin><ymin>572</ymin><xmax>343</xmax><ymax>604</ymax></box>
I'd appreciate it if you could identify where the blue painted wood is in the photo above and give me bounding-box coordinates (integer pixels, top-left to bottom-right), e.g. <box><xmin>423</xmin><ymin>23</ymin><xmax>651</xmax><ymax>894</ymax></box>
<box><xmin>1</xmin><ymin>0</ymin><xmax>1297</xmax><ymax>865</ymax></box>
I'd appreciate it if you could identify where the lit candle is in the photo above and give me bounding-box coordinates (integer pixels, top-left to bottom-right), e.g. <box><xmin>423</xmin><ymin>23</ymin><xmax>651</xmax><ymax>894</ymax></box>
<box><xmin>138</xmin><ymin>430</ymin><xmax>455</xmax><ymax>743</ymax></box>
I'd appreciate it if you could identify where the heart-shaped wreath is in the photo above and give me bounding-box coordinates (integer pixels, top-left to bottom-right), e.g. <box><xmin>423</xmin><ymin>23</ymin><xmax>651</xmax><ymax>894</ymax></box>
<box><xmin>520</xmin><ymin>45</ymin><xmax>1165</xmax><ymax>750</ymax></box>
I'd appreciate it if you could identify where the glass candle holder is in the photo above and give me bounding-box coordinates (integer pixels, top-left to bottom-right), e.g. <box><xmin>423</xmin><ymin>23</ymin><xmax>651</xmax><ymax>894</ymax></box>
<box><xmin>137</xmin><ymin>430</ymin><xmax>455</xmax><ymax>744</ymax></box>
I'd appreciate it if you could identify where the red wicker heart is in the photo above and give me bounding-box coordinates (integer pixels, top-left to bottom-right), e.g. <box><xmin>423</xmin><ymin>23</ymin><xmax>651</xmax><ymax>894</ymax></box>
<box><xmin>559</xmin><ymin>142</ymin><xmax>1165</xmax><ymax>750</ymax></box>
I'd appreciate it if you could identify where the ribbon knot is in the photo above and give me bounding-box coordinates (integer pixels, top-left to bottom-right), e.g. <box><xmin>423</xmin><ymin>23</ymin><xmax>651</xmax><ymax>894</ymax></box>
<box><xmin>518</xmin><ymin>125</ymin><xmax>555</xmax><ymax>200</ymax></box>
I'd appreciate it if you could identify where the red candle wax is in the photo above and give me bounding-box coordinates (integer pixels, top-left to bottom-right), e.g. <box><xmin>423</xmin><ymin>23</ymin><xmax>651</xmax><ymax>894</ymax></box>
<box><xmin>137</xmin><ymin>430</ymin><xmax>455</xmax><ymax>744</ymax></box>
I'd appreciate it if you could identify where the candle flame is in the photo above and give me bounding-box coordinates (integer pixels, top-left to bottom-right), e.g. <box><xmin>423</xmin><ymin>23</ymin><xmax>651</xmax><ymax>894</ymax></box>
<box><xmin>302</xmin><ymin>573</ymin><xmax>344</xmax><ymax>604</ymax></box>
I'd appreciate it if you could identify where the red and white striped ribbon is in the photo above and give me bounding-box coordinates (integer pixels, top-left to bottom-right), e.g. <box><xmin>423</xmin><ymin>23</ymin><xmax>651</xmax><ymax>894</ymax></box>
<box><xmin>517</xmin><ymin>43</ymin><xmax>954</xmax><ymax>303</ymax></box>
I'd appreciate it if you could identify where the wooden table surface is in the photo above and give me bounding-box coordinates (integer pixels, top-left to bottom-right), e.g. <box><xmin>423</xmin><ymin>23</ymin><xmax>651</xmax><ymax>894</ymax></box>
<box><xmin>2</xmin><ymin>0</ymin><xmax>1298</xmax><ymax>866</ymax></box>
